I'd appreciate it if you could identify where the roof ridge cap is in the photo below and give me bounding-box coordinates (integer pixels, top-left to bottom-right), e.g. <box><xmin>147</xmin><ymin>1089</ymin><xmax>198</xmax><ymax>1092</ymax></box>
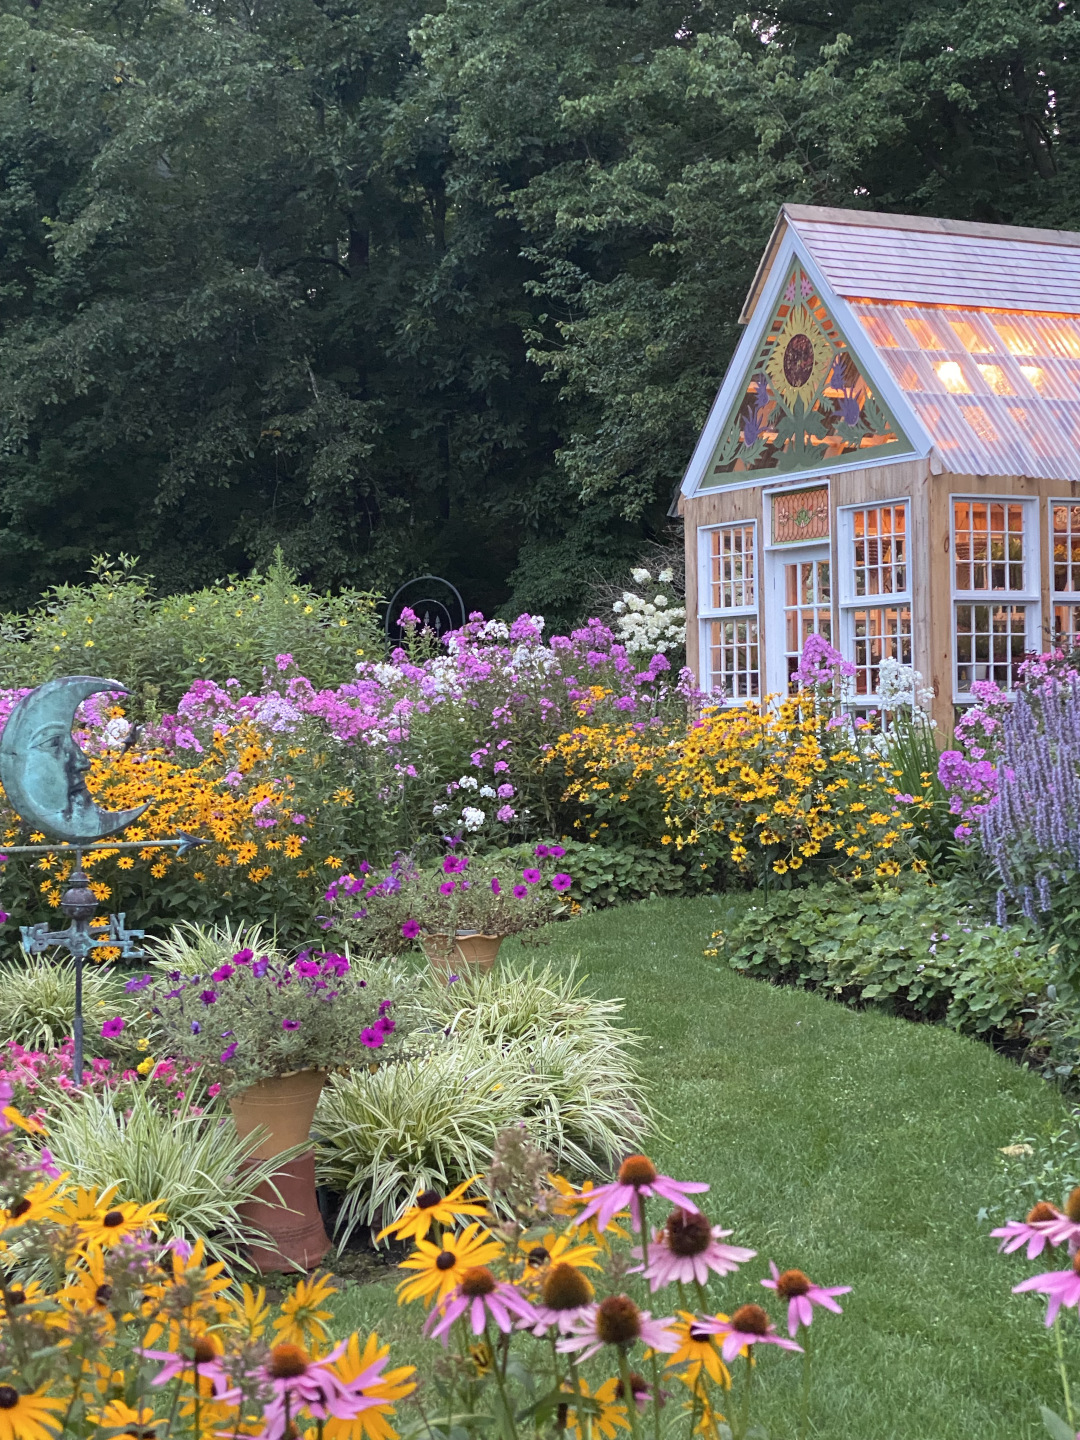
<box><xmin>782</xmin><ymin>204</ymin><xmax>1080</xmax><ymax>249</ymax></box>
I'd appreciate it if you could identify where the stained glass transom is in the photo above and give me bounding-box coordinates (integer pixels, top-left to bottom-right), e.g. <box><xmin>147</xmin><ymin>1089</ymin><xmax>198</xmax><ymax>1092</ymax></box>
<box><xmin>705</xmin><ymin>265</ymin><xmax>910</xmax><ymax>484</ymax></box>
<box><xmin>953</xmin><ymin>501</ymin><xmax>1025</xmax><ymax>592</ymax></box>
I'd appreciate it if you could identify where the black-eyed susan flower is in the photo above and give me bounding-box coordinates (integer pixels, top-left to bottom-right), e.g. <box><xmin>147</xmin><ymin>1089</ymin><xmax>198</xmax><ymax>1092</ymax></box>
<box><xmin>273</xmin><ymin>1270</ymin><xmax>336</xmax><ymax>1350</ymax></box>
<box><xmin>396</xmin><ymin>1223</ymin><xmax>503</xmax><ymax>1305</ymax></box>
<box><xmin>0</xmin><ymin>1384</ymin><xmax>66</xmax><ymax>1440</ymax></box>
<box><xmin>661</xmin><ymin>1311</ymin><xmax>732</xmax><ymax>1389</ymax></box>
<box><xmin>90</xmin><ymin>1400</ymin><xmax>161</xmax><ymax>1439</ymax></box>
<box><xmin>377</xmin><ymin>1178</ymin><xmax>488</xmax><ymax>1243</ymax></box>
<box><xmin>1</xmin><ymin>1174</ymin><xmax>67</xmax><ymax>1231</ymax></box>
<box><xmin>322</xmin><ymin>1332</ymin><xmax>417</xmax><ymax>1440</ymax></box>
<box><xmin>559</xmin><ymin>1377</ymin><xmax>629</xmax><ymax>1440</ymax></box>
<box><xmin>54</xmin><ymin>1187</ymin><xmax>166</xmax><ymax>1249</ymax></box>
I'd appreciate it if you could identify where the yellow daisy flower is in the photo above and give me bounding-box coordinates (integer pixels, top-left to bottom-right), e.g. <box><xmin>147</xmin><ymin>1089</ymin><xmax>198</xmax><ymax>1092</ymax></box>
<box><xmin>661</xmin><ymin>1311</ymin><xmax>732</xmax><ymax>1389</ymax></box>
<box><xmin>90</xmin><ymin>1400</ymin><xmax>161</xmax><ymax>1436</ymax></box>
<box><xmin>560</xmin><ymin>1377</ymin><xmax>629</xmax><ymax>1440</ymax></box>
<box><xmin>519</xmin><ymin>1229</ymin><xmax>602</xmax><ymax>1278</ymax></box>
<box><xmin>377</xmin><ymin>1177</ymin><xmax>488</xmax><ymax>1243</ymax></box>
<box><xmin>229</xmin><ymin>1281</ymin><xmax>270</xmax><ymax>1340</ymax></box>
<box><xmin>56</xmin><ymin>1245</ymin><xmax>124</xmax><ymax>1332</ymax></box>
<box><xmin>396</xmin><ymin>1223</ymin><xmax>504</xmax><ymax>1306</ymax></box>
<box><xmin>2</xmin><ymin>1174</ymin><xmax>68</xmax><ymax>1231</ymax></box>
<box><xmin>322</xmin><ymin>1332</ymin><xmax>416</xmax><ymax>1440</ymax></box>
<box><xmin>273</xmin><ymin>1271</ymin><xmax>337</xmax><ymax>1350</ymax></box>
<box><xmin>0</xmin><ymin>1384</ymin><xmax>66</xmax><ymax>1440</ymax></box>
<box><xmin>53</xmin><ymin>1187</ymin><xmax>166</xmax><ymax>1248</ymax></box>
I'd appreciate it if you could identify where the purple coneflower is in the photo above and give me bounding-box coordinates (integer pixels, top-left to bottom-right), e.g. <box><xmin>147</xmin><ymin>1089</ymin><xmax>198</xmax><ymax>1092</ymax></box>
<box><xmin>139</xmin><ymin>1337</ymin><xmax>239</xmax><ymax>1401</ymax></box>
<box><xmin>760</xmin><ymin>1262</ymin><xmax>851</xmax><ymax>1335</ymax></box>
<box><xmin>635</xmin><ymin>1209</ymin><xmax>755</xmax><ymax>1290</ymax></box>
<box><xmin>573</xmin><ymin>1155</ymin><xmax>709</xmax><ymax>1231</ymax></box>
<box><xmin>518</xmin><ymin>1262</ymin><xmax>595</xmax><ymax>1336</ymax></box>
<box><xmin>1013</xmin><ymin>1249</ymin><xmax>1080</xmax><ymax>1325</ymax></box>
<box><xmin>425</xmin><ymin>1266</ymin><xmax>534</xmax><ymax>1344</ymax></box>
<box><xmin>556</xmin><ymin>1294</ymin><xmax>679</xmax><ymax>1362</ymax></box>
<box><xmin>253</xmin><ymin>1341</ymin><xmax>377</xmax><ymax>1439</ymax></box>
<box><xmin>693</xmin><ymin>1305</ymin><xmax>803</xmax><ymax>1361</ymax></box>
<box><xmin>992</xmin><ymin>1200</ymin><xmax>1080</xmax><ymax>1259</ymax></box>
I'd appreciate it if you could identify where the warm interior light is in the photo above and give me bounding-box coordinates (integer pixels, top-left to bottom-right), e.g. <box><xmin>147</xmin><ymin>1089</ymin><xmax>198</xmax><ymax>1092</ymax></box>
<box><xmin>934</xmin><ymin>360</ymin><xmax>971</xmax><ymax>393</ymax></box>
<box><xmin>949</xmin><ymin>319</ymin><xmax>985</xmax><ymax>352</ymax></box>
<box><xmin>1035</xmin><ymin>321</ymin><xmax>1080</xmax><ymax>359</ymax></box>
<box><xmin>992</xmin><ymin>321</ymin><xmax>1035</xmax><ymax>357</ymax></box>
<box><xmin>905</xmin><ymin>315</ymin><xmax>945</xmax><ymax>351</ymax></box>
<box><xmin>1020</xmin><ymin>364</ymin><xmax>1046</xmax><ymax>393</ymax></box>
<box><xmin>859</xmin><ymin>314</ymin><xmax>899</xmax><ymax>348</ymax></box>
<box><xmin>976</xmin><ymin>364</ymin><xmax>1013</xmax><ymax>395</ymax></box>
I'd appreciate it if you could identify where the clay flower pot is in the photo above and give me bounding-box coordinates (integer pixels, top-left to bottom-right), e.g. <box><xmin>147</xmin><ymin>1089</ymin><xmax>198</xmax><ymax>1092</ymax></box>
<box><xmin>421</xmin><ymin>931</ymin><xmax>503</xmax><ymax>978</ymax></box>
<box><xmin>230</xmin><ymin>1068</ymin><xmax>330</xmax><ymax>1273</ymax></box>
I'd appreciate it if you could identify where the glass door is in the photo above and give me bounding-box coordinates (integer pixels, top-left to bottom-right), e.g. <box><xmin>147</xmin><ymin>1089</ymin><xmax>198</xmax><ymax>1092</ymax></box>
<box><xmin>766</xmin><ymin>545</ymin><xmax>831</xmax><ymax>694</ymax></box>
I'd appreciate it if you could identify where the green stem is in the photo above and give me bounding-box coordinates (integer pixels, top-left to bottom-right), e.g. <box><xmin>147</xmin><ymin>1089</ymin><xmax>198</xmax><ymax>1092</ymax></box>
<box><xmin>693</xmin><ymin>1279</ymin><xmax>710</xmax><ymax>1314</ymax></box>
<box><xmin>648</xmin><ymin>1348</ymin><xmax>663</xmax><ymax>1440</ymax></box>
<box><xmin>617</xmin><ymin>1347</ymin><xmax>644</xmax><ymax>1440</ymax></box>
<box><xmin>798</xmin><ymin>1323</ymin><xmax>811</xmax><ymax>1440</ymax></box>
<box><xmin>1055</xmin><ymin>1314</ymin><xmax>1076</xmax><ymax>1429</ymax></box>
<box><xmin>488</xmin><ymin>1322</ymin><xmax>519</xmax><ymax>1440</ymax></box>
<box><xmin>736</xmin><ymin>1355</ymin><xmax>752</xmax><ymax>1440</ymax></box>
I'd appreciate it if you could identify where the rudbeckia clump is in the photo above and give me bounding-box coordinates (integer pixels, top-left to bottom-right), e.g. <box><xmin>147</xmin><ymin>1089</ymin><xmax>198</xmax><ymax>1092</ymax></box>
<box><xmin>0</xmin><ymin>1076</ymin><xmax>415</xmax><ymax>1440</ymax></box>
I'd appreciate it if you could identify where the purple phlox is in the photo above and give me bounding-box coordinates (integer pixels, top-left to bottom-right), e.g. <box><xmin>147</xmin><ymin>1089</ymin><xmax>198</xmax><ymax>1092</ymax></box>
<box><xmin>760</xmin><ymin>1261</ymin><xmax>851</xmax><ymax>1335</ymax></box>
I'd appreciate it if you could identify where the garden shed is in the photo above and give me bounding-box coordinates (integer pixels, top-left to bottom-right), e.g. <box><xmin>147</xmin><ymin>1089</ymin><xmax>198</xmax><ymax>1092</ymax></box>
<box><xmin>678</xmin><ymin>204</ymin><xmax>1080</xmax><ymax>729</ymax></box>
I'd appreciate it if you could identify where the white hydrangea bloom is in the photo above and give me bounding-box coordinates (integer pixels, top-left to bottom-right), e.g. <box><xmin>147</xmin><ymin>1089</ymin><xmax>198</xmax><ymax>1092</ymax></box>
<box><xmin>658</xmin><ymin>568</ymin><xmax>674</xmax><ymax>583</ymax></box>
<box><xmin>631</xmin><ymin>567</ymin><xmax>652</xmax><ymax>584</ymax></box>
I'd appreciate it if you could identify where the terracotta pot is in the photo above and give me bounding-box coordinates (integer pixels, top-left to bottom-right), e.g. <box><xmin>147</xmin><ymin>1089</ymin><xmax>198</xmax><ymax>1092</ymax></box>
<box><xmin>421</xmin><ymin>931</ymin><xmax>503</xmax><ymax>977</ymax></box>
<box><xmin>230</xmin><ymin>1069</ymin><xmax>330</xmax><ymax>1272</ymax></box>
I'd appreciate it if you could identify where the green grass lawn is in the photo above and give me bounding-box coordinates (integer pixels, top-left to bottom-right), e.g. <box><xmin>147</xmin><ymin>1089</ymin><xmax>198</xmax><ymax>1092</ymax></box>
<box><xmin>330</xmin><ymin>895</ymin><xmax>1076</xmax><ymax>1439</ymax></box>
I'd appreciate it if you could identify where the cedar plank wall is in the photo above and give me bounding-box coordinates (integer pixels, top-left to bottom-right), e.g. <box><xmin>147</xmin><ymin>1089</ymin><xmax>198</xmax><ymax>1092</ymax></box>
<box><xmin>679</xmin><ymin>485</ymin><xmax>764</xmax><ymax>681</ymax></box>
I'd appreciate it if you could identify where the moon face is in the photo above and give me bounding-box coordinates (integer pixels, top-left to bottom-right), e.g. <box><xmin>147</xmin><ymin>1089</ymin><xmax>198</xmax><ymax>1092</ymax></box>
<box><xmin>0</xmin><ymin>677</ymin><xmax>149</xmax><ymax>844</ymax></box>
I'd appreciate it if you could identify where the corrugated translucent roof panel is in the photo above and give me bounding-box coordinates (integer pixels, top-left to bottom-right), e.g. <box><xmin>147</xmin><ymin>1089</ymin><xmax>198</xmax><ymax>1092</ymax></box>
<box><xmin>851</xmin><ymin>300</ymin><xmax>1080</xmax><ymax>480</ymax></box>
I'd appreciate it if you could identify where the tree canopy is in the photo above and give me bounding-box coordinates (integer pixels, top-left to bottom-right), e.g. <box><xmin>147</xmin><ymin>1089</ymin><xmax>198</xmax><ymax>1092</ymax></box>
<box><xmin>1</xmin><ymin>0</ymin><xmax>1077</xmax><ymax>624</ymax></box>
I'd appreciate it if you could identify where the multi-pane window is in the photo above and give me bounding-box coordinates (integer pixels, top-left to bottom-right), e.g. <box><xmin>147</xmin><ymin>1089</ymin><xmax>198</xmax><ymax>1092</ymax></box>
<box><xmin>838</xmin><ymin>503</ymin><xmax>912</xmax><ymax>697</ymax></box>
<box><xmin>952</xmin><ymin>499</ymin><xmax>1038</xmax><ymax>695</ymax></box>
<box><xmin>782</xmin><ymin>557</ymin><xmax>831</xmax><ymax>692</ymax></box>
<box><xmin>700</xmin><ymin>524</ymin><xmax>759</xmax><ymax>701</ymax></box>
<box><xmin>1052</xmin><ymin>503</ymin><xmax>1080</xmax><ymax>651</ymax></box>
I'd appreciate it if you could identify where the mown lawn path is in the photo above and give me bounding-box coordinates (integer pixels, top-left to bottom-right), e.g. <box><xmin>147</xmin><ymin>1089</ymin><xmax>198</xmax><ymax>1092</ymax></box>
<box><xmin>337</xmin><ymin>895</ymin><xmax>1075</xmax><ymax>1439</ymax></box>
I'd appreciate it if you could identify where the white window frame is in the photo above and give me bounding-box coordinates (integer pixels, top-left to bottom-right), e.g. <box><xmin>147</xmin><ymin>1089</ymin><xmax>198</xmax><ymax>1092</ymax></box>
<box><xmin>836</xmin><ymin>497</ymin><xmax>912</xmax><ymax>704</ymax></box>
<box><xmin>950</xmin><ymin>494</ymin><xmax>1041</xmax><ymax>701</ymax></box>
<box><xmin>1049</xmin><ymin>499</ymin><xmax>1080</xmax><ymax>652</ymax></box>
<box><xmin>697</xmin><ymin>521</ymin><xmax>760</xmax><ymax>703</ymax></box>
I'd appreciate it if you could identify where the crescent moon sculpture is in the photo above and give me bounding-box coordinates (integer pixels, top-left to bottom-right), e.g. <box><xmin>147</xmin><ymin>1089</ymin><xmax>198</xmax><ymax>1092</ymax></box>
<box><xmin>0</xmin><ymin>677</ymin><xmax>149</xmax><ymax>844</ymax></box>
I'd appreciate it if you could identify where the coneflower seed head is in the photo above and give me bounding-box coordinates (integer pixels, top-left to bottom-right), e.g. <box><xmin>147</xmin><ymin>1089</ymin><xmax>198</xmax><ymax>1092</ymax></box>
<box><xmin>192</xmin><ymin>1336</ymin><xmax>218</xmax><ymax>1365</ymax></box>
<box><xmin>618</xmin><ymin>1155</ymin><xmax>658</xmax><ymax>1187</ymax></box>
<box><xmin>774</xmin><ymin>1269</ymin><xmax>811</xmax><ymax>1299</ymax></box>
<box><xmin>542</xmin><ymin>1263</ymin><xmax>593</xmax><ymax>1311</ymax></box>
<box><xmin>665</xmin><ymin>1209</ymin><xmax>712</xmax><ymax>1257</ymax></box>
<box><xmin>730</xmin><ymin>1304</ymin><xmax>770</xmax><ymax>1337</ymax></box>
<box><xmin>459</xmin><ymin>1266</ymin><xmax>497</xmax><ymax>1297</ymax></box>
<box><xmin>1027</xmin><ymin>1202</ymin><xmax>1061</xmax><ymax>1223</ymax></box>
<box><xmin>1065</xmin><ymin>1188</ymin><xmax>1080</xmax><ymax>1223</ymax></box>
<box><xmin>269</xmin><ymin>1342</ymin><xmax>309</xmax><ymax>1378</ymax></box>
<box><xmin>596</xmin><ymin>1294</ymin><xmax>642</xmax><ymax>1346</ymax></box>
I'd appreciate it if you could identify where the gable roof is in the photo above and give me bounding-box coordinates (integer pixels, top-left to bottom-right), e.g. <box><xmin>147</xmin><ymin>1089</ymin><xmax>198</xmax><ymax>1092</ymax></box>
<box><xmin>681</xmin><ymin>205</ymin><xmax>1080</xmax><ymax>497</ymax></box>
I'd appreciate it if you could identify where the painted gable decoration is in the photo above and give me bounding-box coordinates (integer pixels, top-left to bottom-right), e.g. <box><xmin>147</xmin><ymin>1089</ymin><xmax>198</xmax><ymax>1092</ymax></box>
<box><xmin>705</xmin><ymin>264</ymin><xmax>911</xmax><ymax>484</ymax></box>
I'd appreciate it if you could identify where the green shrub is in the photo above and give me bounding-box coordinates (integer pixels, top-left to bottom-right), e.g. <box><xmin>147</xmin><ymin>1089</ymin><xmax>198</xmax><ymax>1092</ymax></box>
<box><xmin>0</xmin><ymin>552</ymin><xmax>381</xmax><ymax>710</ymax></box>
<box><xmin>717</xmin><ymin>878</ymin><xmax>1054</xmax><ymax>1040</ymax></box>
<box><xmin>497</xmin><ymin>839</ymin><xmax>710</xmax><ymax>908</ymax></box>
<box><xmin>39</xmin><ymin>1086</ymin><xmax>299</xmax><ymax>1267</ymax></box>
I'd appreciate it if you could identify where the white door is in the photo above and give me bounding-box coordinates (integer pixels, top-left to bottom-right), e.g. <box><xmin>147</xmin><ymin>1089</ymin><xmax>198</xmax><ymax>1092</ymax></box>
<box><xmin>765</xmin><ymin>545</ymin><xmax>832</xmax><ymax>695</ymax></box>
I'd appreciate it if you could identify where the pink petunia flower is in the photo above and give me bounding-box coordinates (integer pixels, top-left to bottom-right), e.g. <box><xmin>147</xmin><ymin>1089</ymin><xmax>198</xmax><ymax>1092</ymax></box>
<box><xmin>551</xmin><ymin>873</ymin><xmax>573</xmax><ymax>893</ymax></box>
<box><xmin>572</xmin><ymin>1155</ymin><xmax>708</xmax><ymax>1231</ymax></box>
<box><xmin>634</xmin><ymin>1209</ymin><xmax>756</xmax><ymax>1290</ymax></box>
<box><xmin>425</xmin><ymin>1266</ymin><xmax>535</xmax><ymax>1344</ymax></box>
<box><xmin>991</xmin><ymin>1202</ymin><xmax>1080</xmax><ymax>1259</ymax></box>
<box><xmin>693</xmin><ymin>1305</ymin><xmax>803</xmax><ymax>1362</ymax></box>
<box><xmin>556</xmin><ymin>1295</ymin><xmax>680</xmax><ymax>1362</ymax></box>
<box><xmin>760</xmin><ymin>1262</ymin><xmax>851</xmax><ymax>1335</ymax></box>
<box><xmin>1013</xmin><ymin>1252</ymin><xmax>1080</xmax><ymax>1325</ymax></box>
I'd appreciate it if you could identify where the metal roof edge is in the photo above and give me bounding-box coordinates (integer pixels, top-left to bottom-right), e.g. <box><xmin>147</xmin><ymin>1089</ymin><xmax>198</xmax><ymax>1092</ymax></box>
<box><xmin>738</xmin><ymin>208</ymin><xmax>789</xmax><ymax>326</ymax></box>
<box><xmin>783</xmin><ymin>203</ymin><xmax>1080</xmax><ymax>249</ymax></box>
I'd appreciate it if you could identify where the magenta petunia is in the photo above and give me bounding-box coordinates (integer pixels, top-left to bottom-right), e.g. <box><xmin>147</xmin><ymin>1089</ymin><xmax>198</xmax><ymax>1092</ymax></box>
<box><xmin>233</xmin><ymin>948</ymin><xmax>254</xmax><ymax>964</ymax></box>
<box><xmin>401</xmin><ymin>918</ymin><xmax>421</xmax><ymax>939</ymax></box>
<box><xmin>211</xmin><ymin>963</ymin><xmax>235</xmax><ymax>982</ymax></box>
<box><xmin>551</xmin><ymin>873</ymin><xmax>572</xmax><ymax>893</ymax></box>
<box><xmin>200</xmin><ymin>989</ymin><xmax>218</xmax><ymax>1006</ymax></box>
<box><xmin>282</xmin><ymin>1019</ymin><xmax>300</xmax><ymax>1031</ymax></box>
<box><xmin>572</xmin><ymin>1155</ymin><xmax>709</xmax><ymax>1231</ymax></box>
<box><xmin>490</xmin><ymin>877</ymin><xmax>501</xmax><ymax>895</ymax></box>
<box><xmin>522</xmin><ymin>868</ymin><xmax>541</xmax><ymax>884</ymax></box>
<box><xmin>548</xmin><ymin>844</ymin><xmax>566</xmax><ymax>858</ymax></box>
<box><xmin>760</xmin><ymin>1262</ymin><xmax>851</xmax><ymax>1335</ymax></box>
<box><xmin>294</xmin><ymin>959</ymin><xmax>320</xmax><ymax>977</ymax></box>
<box><xmin>439</xmin><ymin>880</ymin><xmax>456</xmax><ymax>896</ymax></box>
<box><xmin>101</xmin><ymin>1016</ymin><xmax>125</xmax><ymax>1040</ymax></box>
<box><xmin>361</xmin><ymin>1027</ymin><xmax>385</xmax><ymax>1050</ymax></box>
<box><xmin>513</xmin><ymin>884</ymin><xmax>528</xmax><ymax>899</ymax></box>
<box><xmin>220</xmin><ymin>1042</ymin><xmax>238</xmax><ymax>1063</ymax></box>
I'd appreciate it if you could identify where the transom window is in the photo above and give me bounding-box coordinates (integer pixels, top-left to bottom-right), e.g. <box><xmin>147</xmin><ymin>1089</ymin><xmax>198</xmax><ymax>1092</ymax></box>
<box><xmin>951</xmin><ymin>498</ymin><xmax>1038</xmax><ymax>695</ymax></box>
<box><xmin>699</xmin><ymin>523</ymin><xmax>759</xmax><ymax>701</ymax></box>
<box><xmin>838</xmin><ymin>502</ymin><xmax>912</xmax><ymax>698</ymax></box>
